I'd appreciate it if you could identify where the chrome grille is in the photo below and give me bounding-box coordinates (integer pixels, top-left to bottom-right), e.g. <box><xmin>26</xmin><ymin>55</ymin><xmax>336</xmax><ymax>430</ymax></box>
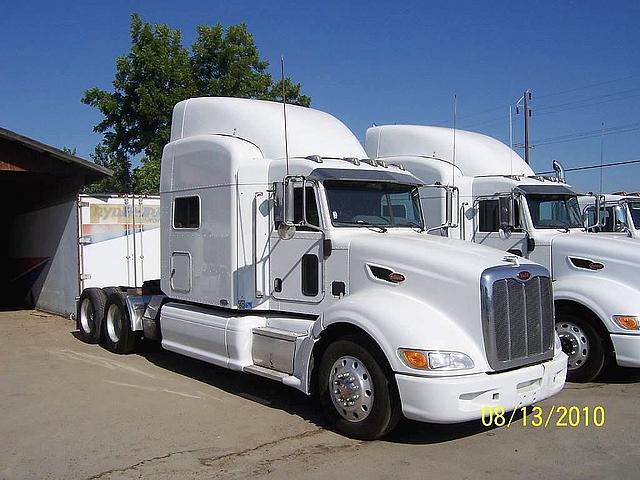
<box><xmin>481</xmin><ymin>266</ymin><xmax>554</xmax><ymax>371</ymax></box>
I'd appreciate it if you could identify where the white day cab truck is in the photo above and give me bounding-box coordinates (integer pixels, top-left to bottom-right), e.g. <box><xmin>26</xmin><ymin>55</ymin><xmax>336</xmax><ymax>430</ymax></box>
<box><xmin>365</xmin><ymin>124</ymin><xmax>640</xmax><ymax>382</ymax></box>
<box><xmin>76</xmin><ymin>98</ymin><xmax>566</xmax><ymax>439</ymax></box>
<box><xmin>578</xmin><ymin>193</ymin><xmax>640</xmax><ymax>240</ymax></box>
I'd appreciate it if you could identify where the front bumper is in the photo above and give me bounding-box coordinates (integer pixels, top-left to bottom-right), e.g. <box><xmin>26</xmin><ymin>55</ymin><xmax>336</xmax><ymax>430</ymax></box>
<box><xmin>395</xmin><ymin>352</ymin><xmax>567</xmax><ymax>423</ymax></box>
<box><xmin>611</xmin><ymin>333</ymin><xmax>640</xmax><ymax>367</ymax></box>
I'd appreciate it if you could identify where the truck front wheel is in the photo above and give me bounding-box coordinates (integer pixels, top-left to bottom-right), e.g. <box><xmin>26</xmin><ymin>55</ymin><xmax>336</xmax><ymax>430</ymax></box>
<box><xmin>556</xmin><ymin>313</ymin><xmax>607</xmax><ymax>382</ymax></box>
<box><xmin>103</xmin><ymin>292</ymin><xmax>137</xmax><ymax>354</ymax></box>
<box><xmin>318</xmin><ymin>336</ymin><xmax>401</xmax><ymax>440</ymax></box>
<box><xmin>77</xmin><ymin>288</ymin><xmax>107</xmax><ymax>344</ymax></box>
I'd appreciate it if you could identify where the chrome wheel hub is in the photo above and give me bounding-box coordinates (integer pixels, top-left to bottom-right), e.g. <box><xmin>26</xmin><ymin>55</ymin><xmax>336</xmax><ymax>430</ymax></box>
<box><xmin>106</xmin><ymin>304</ymin><xmax>122</xmax><ymax>343</ymax></box>
<box><xmin>556</xmin><ymin>321</ymin><xmax>589</xmax><ymax>370</ymax></box>
<box><xmin>329</xmin><ymin>355</ymin><xmax>373</xmax><ymax>422</ymax></box>
<box><xmin>80</xmin><ymin>299</ymin><xmax>93</xmax><ymax>334</ymax></box>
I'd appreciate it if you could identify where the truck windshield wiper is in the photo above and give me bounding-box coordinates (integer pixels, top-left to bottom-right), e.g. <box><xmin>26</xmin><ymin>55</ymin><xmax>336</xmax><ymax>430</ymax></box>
<box><xmin>395</xmin><ymin>221</ymin><xmax>425</xmax><ymax>232</ymax></box>
<box><xmin>336</xmin><ymin>220</ymin><xmax>388</xmax><ymax>233</ymax></box>
<box><xmin>555</xmin><ymin>220</ymin><xmax>574</xmax><ymax>233</ymax></box>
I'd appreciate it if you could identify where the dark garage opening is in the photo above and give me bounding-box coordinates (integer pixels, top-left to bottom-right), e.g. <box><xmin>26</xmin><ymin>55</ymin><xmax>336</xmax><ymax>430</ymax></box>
<box><xmin>0</xmin><ymin>127</ymin><xmax>111</xmax><ymax>316</ymax></box>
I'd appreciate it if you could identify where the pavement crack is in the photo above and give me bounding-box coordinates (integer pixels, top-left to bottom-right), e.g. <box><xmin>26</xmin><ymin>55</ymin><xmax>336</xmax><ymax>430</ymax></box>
<box><xmin>84</xmin><ymin>428</ymin><xmax>324</xmax><ymax>479</ymax></box>
<box><xmin>199</xmin><ymin>428</ymin><xmax>324</xmax><ymax>466</ymax></box>
<box><xmin>84</xmin><ymin>446</ymin><xmax>207</xmax><ymax>480</ymax></box>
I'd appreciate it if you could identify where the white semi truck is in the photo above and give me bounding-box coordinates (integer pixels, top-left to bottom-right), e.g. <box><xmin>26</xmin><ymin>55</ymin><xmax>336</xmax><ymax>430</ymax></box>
<box><xmin>77</xmin><ymin>98</ymin><xmax>566</xmax><ymax>439</ymax></box>
<box><xmin>366</xmin><ymin>124</ymin><xmax>640</xmax><ymax>382</ymax></box>
<box><xmin>578</xmin><ymin>193</ymin><xmax>640</xmax><ymax>239</ymax></box>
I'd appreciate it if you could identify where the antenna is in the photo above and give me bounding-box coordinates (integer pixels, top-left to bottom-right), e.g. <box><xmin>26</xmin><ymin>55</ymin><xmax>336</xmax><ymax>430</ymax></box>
<box><xmin>281</xmin><ymin>56</ymin><xmax>290</xmax><ymax>175</ymax></box>
<box><xmin>599</xmin><ymin>121</ymin><xmax>605</xmax><ymax>194</ymax></box>
<box><xmin>452</xmin><ymin>94</ymin><xmax>457</xmax><ymax>187</ymax></box>
<box><xmin>509</xmin><ymin>105</ymin><xmax>514</xmax><ymax>177</ymax></box>
<box><xmin>450</xmin><ymin>94</ymin><xmax>457</xmax><ymax>232</ymax></box>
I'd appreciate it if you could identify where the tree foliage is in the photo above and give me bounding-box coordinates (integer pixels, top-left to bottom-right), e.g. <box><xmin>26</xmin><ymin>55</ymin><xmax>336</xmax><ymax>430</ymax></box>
<box><xmin>83</xmin><ymin>14</ymin><xmax>310</xmax><ymax>194</ymax></box>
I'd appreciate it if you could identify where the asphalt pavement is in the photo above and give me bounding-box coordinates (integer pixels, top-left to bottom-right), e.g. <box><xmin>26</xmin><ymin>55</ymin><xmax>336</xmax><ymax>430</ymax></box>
<box><xmin>1</xmin><ymin>309</ymin><xmax>639</xmax><ymax>480</ymax></box>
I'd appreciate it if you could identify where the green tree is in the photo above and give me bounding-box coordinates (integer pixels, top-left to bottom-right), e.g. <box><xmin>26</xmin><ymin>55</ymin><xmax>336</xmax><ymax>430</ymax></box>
<box><xmin>61</xmin><ymin>146</ymin><xmax>77</xmax><ymax>155</ymax></box>
<box><xmin>83</xmin><ymin>14</ymin><xmax>310</xmax><ymax>194</ymax></box>
<box><xmin>83</xmin><ymin>142</ymin><xmax>132</xmax><ymax>194</ymax></box>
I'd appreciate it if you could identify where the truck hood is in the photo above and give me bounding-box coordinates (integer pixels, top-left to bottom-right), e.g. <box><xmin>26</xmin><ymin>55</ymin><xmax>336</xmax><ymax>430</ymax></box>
<box><xmin>345</xmin><ymin>231</ymin><xmax>545</xmax><ymax>355</ymax></box>
<box><xmin>552</xmin><ymin>232</ymin><xmax>640</xmax><ymax>280</ymax></box>
<box><xmin>348</xmin><ymin>232</ymin><xmax>535</xmax><ymax>284</ymax></box>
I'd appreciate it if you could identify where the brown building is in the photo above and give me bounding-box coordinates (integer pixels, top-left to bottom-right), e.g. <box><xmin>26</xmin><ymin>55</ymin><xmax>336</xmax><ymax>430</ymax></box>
<box><xmin>0</xmin><ymin>127</ymin><xmax>111</xmax><ymax>316</ymax></box>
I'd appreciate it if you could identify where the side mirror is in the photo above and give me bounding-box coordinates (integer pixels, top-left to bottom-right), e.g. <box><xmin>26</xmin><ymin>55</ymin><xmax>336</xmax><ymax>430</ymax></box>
<box><xmin>584</xmin><ymin>194</ymin><xmax>603</xmax><ymax>230</ymax></box>
<box><xmin>282</xmin><ymin>175</ymin><xmax>307</xmax><ymax>227</ymax></box>
<box><xmin>425</xmin><ymin>184</ymin><xmax>459</xmax><ymax>233</ymax></box>
<box><xmin>614</xmin><ymin>220</ymin><xmax>628</xmax><ymax>233</ymax></box>
<box><xmin>498</xmin><ymin>195</ymin><xmax>515</xmax><ymax>231</ymax></box>
<box><xmin>445</xmin><ymin>187</ymin><xmax>454</xmax><ymax>226</ymax></box>
<box><xmin>284</xmin><ymin>178</ymin><xmax>296</xmax><ymax>225</ymax></box>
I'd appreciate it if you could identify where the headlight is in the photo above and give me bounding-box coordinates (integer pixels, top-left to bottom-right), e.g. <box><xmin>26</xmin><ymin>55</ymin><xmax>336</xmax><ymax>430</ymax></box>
<box><xmin>554</xmin><ymin>332</ymin><xmax>562</xmax><ymax>354</ymax></box>
<box><xmin>398</xmin><ymin>349</ymin><xmax>474</xmax><ymax>371</ymax></box>
<box><xmin>612</xmin><ymin>315</ymin><xmax>639</xmax><ymax>330</ymax></box>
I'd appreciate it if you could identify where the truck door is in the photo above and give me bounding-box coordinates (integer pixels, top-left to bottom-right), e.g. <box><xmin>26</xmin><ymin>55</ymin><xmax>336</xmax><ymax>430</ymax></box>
<box><xmin>269</xmin><ymin>185</ymin><xmax>325</xmax><ymax>304</ymax></box>
<box><xmin>473</xmin><ymin>197</ymin><xmax>529</xmax><ymax>257</ymax></box>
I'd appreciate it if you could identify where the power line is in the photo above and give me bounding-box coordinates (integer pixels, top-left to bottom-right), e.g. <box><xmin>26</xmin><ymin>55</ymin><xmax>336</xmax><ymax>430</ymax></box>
<box><xmin>449</xmin><ymin>74</ymin><xmax>640</xmax><ymax>128</ymax></box>
<box><xmin>535</xmin><ymin>88</ymin><xmax>640</xmax><ymax>115</ymax></box>
<box><xmin>537</xmin><ymin>157</ymin><xmax>640</xmax><ymax>175</ymax></box>
<box><xmin>534</xmin><ymin>73</ymin><xmax>640</xmax><ymax>100</ymax></box>
<box><xmin>532</xmin><ymin>122</ymin><xmax>640</xmax><ymax>146</ymax></box>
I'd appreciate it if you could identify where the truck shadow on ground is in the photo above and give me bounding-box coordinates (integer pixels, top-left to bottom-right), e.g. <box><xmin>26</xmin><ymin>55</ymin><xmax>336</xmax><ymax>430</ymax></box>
<box><xmin>131</xmin><ymin>338</ymin><xmax>502</xmax><ymax>445</ymax></box>
<box><xmin>594</xmin><ymin>363</ymin><xmax>640</xmax><ymax>384</ymax></box>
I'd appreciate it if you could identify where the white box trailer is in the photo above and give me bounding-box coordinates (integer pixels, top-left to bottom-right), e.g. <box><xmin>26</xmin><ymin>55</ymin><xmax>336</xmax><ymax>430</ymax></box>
<box><xmin>76</xmin><ymin>97</ymin><xmax>566</xmax><ymax>439</ymax></box>
<box><xmin>78</xmin><ymin>194</ymin><xmax>160</xmax><ymax>290</ymax></box>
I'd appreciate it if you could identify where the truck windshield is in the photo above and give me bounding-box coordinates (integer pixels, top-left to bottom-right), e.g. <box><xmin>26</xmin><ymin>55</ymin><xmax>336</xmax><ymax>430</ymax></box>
<box><xmin>323</xmin><ymin>180</ymin><xmax>424</xmax><ymax>229</ymax></box>
<box><xmin>628</xmin><ymin>202</ymin><xmax>640</xmax><ymax>229</ymax></box>
<box><xmin>526</xmin><ymin>194</ymin><xmax>582</xmax><ymax>229</ymax></box>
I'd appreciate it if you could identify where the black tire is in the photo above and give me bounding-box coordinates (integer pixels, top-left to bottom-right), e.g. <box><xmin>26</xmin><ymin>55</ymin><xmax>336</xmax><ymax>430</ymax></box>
<box><xmin>556</xmin><ymin>313</ymin><xmax>608</xmax><ymax>382</ymax></box>
<box><xmin>317</xmin><ymin>335</ymin><xmax>401</xmax><ymax>440</ymax></box>
<box><xmin>102</xmin><ymin>291</ymin><xmax>137</xmax><ymax>354</ymax></box>
<box><xmin>76</xmin><ymin>288</ymin><xmax>107</xmax><ymax>344</ymax></box>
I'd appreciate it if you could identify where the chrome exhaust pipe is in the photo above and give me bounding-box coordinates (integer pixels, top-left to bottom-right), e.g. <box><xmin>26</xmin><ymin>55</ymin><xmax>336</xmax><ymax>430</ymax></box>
<box><xmin>552</xmin><ymin>160</ymin><xmax>565</xmax><ymax>183</ymax></box>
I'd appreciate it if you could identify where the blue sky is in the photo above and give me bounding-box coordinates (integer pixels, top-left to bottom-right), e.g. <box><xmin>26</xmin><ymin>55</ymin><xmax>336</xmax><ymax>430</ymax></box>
<box><xmin>1</xmin><ymin>0</ymin><xmax>639</xmax><ymax>193</ymax></box>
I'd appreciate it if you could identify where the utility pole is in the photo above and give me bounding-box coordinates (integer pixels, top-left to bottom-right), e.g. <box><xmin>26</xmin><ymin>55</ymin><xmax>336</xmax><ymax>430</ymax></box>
<box><xmin>516</xmin><ymin>90</ymin><xmax>533</xmax><ymax>164</ymax></box>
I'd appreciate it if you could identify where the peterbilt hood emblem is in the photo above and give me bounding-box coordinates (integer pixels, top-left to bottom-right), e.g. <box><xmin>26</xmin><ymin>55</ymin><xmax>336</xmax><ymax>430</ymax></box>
<box><xmin>518</xmin><ymin>271</ymin><xmax>531</xmax><ymax>281</ymax></box>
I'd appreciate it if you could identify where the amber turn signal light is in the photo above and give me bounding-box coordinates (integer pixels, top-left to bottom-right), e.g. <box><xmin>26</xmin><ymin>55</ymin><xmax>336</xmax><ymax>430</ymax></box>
<box><xmin>402</xmin><ymin>350</ymin><xmax>428</xmax><ymax>369</ymax></box>
<box><xmin>613</xmin><ymin>315</ymin><xmax>639</xmax><ymax>330</ymax></box>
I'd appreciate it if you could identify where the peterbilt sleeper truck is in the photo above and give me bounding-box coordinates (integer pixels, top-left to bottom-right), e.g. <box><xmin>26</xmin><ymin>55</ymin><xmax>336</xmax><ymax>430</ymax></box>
<box><xmin>77</xmin><ymin>98</ymin><xmax>566</xmax><ymax>439</ymax></box>
<box><xmin>579</xmin><ymin>193</ymin><xmax>640</xmax><ymax>239</ymax></box>
<box><xmin>365</xmin><ymin>124</ymin><xmax>640</xmax><ymax>382</ymax></box>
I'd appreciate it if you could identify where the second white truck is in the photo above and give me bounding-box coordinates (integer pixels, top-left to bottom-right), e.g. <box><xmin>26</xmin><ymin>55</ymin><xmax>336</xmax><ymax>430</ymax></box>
<box><xmin>366</xmin><ymin>124</ymin><xmax>640</xmax><ymax>382</ymax></box>
<box><xmin>579</xmin><ymin>193</ymin><xmax>640</xmax><ymax>239</ymax></box>
<box><xmin>76</xmin><ymin>98</ymin><xmax>566</xmax><ymax>439</ymax></box>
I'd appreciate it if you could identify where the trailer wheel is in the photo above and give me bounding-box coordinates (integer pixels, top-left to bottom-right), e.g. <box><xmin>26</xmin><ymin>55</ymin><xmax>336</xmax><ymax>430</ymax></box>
<box><xmin>556</xmin><ymin>313</ymin><xmax>607</xmax><ymax>382</ymax></box>
<box><xmin>318</xmin><ymin>335</ymin><xmax>401</xmax><ymax>440</ymax></box>
<box><xmin>103</xmin><ymin>292</ymin><xmax>137</xmax><ymax>354</ymax></box>
<box><xmin>77</xmin><ymin>288</ymin><xmax>107</xmax><ymax>343</ymax></box>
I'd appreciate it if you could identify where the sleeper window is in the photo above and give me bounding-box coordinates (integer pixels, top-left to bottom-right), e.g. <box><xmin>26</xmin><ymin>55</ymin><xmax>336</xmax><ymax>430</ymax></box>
<box><xmin>173</xmin><ymin>196</ymin><xmax>200</xmax><ymax>229</ymax></box>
